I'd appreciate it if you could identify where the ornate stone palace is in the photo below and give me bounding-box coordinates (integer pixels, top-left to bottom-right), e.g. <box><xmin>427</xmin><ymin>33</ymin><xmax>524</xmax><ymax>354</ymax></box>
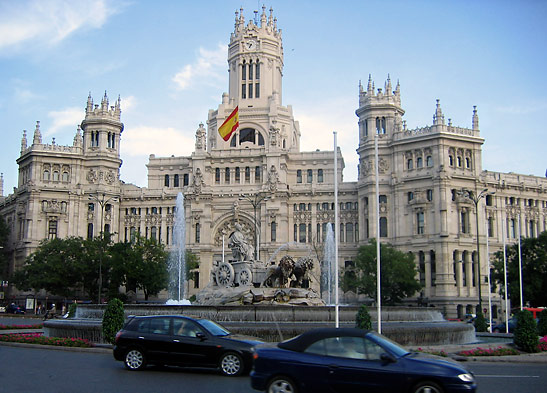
<box><xmin>1</xmin><ymin>7</ymin><xmax>546</xmax><ymax>318</ymax></box>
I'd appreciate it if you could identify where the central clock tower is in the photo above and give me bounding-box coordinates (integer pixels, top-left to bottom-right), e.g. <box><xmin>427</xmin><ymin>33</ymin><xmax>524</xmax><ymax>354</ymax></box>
<box><xmin>227</xmin><ymin>6</ymin><xmax>284</xmax><ymax>107</ymax></box>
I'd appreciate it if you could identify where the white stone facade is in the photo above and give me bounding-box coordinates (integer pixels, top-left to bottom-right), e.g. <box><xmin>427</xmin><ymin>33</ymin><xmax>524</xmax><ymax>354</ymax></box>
<box><xmin>1</xmin><ymin>7</ymin><xmax>546</xmax><ymax>318</ymax></box>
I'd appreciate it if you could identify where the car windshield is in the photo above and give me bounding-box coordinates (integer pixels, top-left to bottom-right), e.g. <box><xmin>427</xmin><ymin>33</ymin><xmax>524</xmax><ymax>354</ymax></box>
<box><xmin>197</xmin><ymin>319</ymin><xmax>231</xmax><ymax>336</ymax></box>
<box><xmin>367</xmin><ymin>332</ymin><xmax>410</xmax><ymax>358</ymax></box>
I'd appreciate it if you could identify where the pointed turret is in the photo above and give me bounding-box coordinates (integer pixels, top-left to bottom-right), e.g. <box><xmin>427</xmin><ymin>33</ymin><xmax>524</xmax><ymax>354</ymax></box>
<box><xmin>367</xmin><ymin>74</ymin><xmax>373</xmax><ymax>94</ymax></box>
<box><xmin>86</xmin><ymin>92</ymin><xmax>93</xmax><ymax>113</ymax></box>
<box><xmin>472</xmin><ymin>106</ymin><xmax>479</xmax><ymax>130</ymax></box>
<box><xmin>73</xmin><ymin>125</ymin><xmax>83</xmax><ymax>147</ymax></box>
<box><xmin>385</xmin><ymin>74</ymin><xmax>392</xmax><ymax>96</ymax></box>
<box><xmin>33</xmin><ymin>121</ymin><xmax>42</xmax><ymax>145</ymax></box>
<box><xmin>433</xmin><ymin>99</ymin><xmax>445</xmax><ymax>125</ymax></box>
<box><xmin>21</xmin><ymin>130</ymin><xmax>27</xmax><ymax>153</ymax></box>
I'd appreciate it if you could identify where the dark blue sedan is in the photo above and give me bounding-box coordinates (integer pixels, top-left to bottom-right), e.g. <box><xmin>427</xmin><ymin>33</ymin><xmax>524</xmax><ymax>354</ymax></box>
<box><xmin>250</xmin><ymin>328</ymin><xmax>476</xmax><ymax>393</ymax></box>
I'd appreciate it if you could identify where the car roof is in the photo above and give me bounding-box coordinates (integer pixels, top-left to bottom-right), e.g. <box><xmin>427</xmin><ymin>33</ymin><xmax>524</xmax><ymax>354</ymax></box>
<box><xmin>278</xmin><ymin>328</ymin><xmax>370</xmax><ymax>352</ymax></box>
<box><xmin>128</xmin><ymin>315</ymin><xmax>199</xmax><ymax>321</ymax></box>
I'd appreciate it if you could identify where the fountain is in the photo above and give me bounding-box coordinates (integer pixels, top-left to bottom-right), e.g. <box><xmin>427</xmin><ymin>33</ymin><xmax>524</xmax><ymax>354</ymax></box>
<box><xmin>166</xmin><ymin>192</ymin><xmax>190</xmax><ymax>305</ymax></box>
<box><xmin>321</xmin><ymin>223</ymin><xmax>335</xmax><ymax>305</ymax></box>
<box><xmin>43</xmin><ymin>206</ymin><xmax>475</xmax><ymax>346</ymax></box>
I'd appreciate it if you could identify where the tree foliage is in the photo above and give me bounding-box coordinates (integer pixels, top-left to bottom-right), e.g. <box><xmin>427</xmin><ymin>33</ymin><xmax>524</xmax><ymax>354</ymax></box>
<box><xmin>491</xmin><ymin>231</ymin><xmax>547</xmax><ymax>307</ymax></box>
<box><xmin>356</xmin><ymin>304</ymin><xmax>372</xmax><ymax>330</ymax></box>
<box><xmin>102</xmin><ymin>298</ymin><xmax>125</xmax><ymax>344</ymax></box>
<box><xmin>342</xmin><ymin>240</ymin><xmax>422</xmax><ymax>305</ymax></box>
<box><xmin>513</xmin><ymin>310</ymin><xmax>539</xmax><ymax>353</ymax></box>
<box><xmin>12</xmin><ymin>234</ymin><xmax>169</xmax><ymax>302</ymax></box>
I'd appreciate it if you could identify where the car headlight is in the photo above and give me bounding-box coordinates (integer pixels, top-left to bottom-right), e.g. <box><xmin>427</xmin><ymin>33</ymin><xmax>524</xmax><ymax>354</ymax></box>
<box><xmin>457</xmin><ymin>373</ymin><xmax>474</xmax><ymax>382</ymax></box>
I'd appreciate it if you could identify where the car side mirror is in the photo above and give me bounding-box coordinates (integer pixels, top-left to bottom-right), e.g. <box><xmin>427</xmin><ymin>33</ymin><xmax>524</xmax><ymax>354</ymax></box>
<box><xmin>380</xmin><ymin>352</ymin><xmax>396</xmax><ymax>364</ymax></box>
<box><xmin>196</xmin><ymin>332</ymin><xmax>206</xmax><ymax>341</ymax></box>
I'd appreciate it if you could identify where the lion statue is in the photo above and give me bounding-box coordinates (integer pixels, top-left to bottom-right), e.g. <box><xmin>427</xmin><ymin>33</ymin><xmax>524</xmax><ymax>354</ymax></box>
<box><xmin>291</xmin><ymin>256</ymin><xmax>314</xmax><ymax>288</ymax></box>
<box><xmin>261</xmin><ymin>256</ymin><xmax>295</xmax><ymax>288</ymax></box>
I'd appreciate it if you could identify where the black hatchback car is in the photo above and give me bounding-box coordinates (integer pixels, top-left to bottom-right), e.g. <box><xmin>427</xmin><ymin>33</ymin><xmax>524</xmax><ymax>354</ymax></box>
<box><xmin>113</xmin><ymin>315</ymin><xmax>262</xmax><ymax>376</ymax></box>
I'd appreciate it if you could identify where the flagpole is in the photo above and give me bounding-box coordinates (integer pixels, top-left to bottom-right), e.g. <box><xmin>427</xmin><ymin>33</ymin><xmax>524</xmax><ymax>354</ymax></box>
<box><xmin>503</xmin><ymin>220</ymin><xmax>509</xmax><ymax>333</ymax></box>
<box><xmin>334</xmin><ymin>131</ymin><xmax>340</xmax><ymax>328</ymax></box>
<box><xmin>375</xmin><ymin>133</ymin><xmax>381</xmax><ymax>334</ymax></box>
<box><xmin>518</xmin><ymin>213</ymin><xmax>523</xmax><ymax>310</ymax></box>
<box><xmin>485</xmin><ymin>213</ymin><xmax>492</xmax><ymax>332</ymax></box>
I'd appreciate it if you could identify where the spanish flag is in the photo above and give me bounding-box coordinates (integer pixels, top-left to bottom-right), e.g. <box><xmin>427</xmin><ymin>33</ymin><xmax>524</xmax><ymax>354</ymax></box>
<box><xmin>218</xmin><ymin>106</ymin><xmax>239</xmax><ymax>141</ymax></box>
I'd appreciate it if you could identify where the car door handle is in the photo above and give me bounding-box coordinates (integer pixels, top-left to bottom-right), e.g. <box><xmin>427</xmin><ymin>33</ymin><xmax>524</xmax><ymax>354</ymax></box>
<box><xmin>173</xmin><ymin>339</ymin><xmax>180</xmax><ymax>342</ymax></box>
<box><xmin>138</xmin><ymin>336</ymin><xmax>145</xmax><ymax>339</ymax></box>
<box><xmin>328</xmin><ymin>364</ymin><xmax>339</xmax><ymax>374</ymax></box>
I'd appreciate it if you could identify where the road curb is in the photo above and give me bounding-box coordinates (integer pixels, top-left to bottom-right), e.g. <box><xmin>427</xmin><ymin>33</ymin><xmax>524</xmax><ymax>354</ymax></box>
<box><xmin>0</xmin><ymin>340</ymin><xmax>112</xmax><ymax>353</ymax></box>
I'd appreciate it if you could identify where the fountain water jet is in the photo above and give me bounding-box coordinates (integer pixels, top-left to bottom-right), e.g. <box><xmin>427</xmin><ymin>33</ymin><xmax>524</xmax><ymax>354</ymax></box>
<box><xmin>167</xmin><ymin>192</ymin><xmax>190</xmax><ymax>305</ymax></box>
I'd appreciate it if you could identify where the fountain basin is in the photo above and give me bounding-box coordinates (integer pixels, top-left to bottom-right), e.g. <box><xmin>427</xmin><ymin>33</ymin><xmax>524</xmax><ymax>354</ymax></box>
<box><xmin>44</xmin><ymin>305</ymin><xmax>475</xmax><ymax>346</ymax></box>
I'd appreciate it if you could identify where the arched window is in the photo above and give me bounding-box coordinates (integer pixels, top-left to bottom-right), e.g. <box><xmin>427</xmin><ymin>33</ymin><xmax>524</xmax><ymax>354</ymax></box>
<box><xmin>381</xmin><ymin>117</ymin><xmax>386</xmax><ymax>134</ymax></box>
<box><xmin>426</xmin><ymin>156</ymin><xmax>433</xmax><ymax>167</ymax></box>
<box><xmin>407</xmin><ymin>159</ymin><xmax>413</xmax><ymax>170</ymax></box>
<box><xmin>235</xmin><ymin>167</ymin><xmax>240</xmax><ymax>182</ymax></box>
<box><xmin>296</xmin><ymin>170</ymin><xmax>302</xmax><ymax>183</ymax></box>
<box><xmin>271</xmin><ymin>222</ymin><xmax>276</xmax><ymax>242</ymax></box>
<box><xmin>307</xmin><ymin>169</ymin><xmax>313</xmax><ymax>183</ymax></box>
<box><xmin>87</xmin><ymin>223</ymin><xmax>94</xmax><ymax>239</ymax></box>
<box><xmin>43</xmin><ymin>170</ymin><xmax>50</xmax><ymax>181</ymax></box>
<box><xmin>215</xmin><ymin>168</ymin><xmax>220</xmax><ymax>183</ymax></box>
<box><xmin>164</xmin><ymin>174</ymin><xmax>170</xmax><ymax>187</ymax></box>
<box><xmin>299</xmin><ymin>223</ymin><xmax>306</xmax><ymax>243</ymax></box>
<box><xmin>225</xmin><ymin>167</ymin><xmax>230</xmax><ymax>182</ymax></box>
<box><xmin>174</xmin><ymin>174</ymin><xmax>179</xmax><ymax>187</ymax></box>
<box><xmin>52</xmin><ymin>171</ymin><xmax>59</xmax><ymax>181</ymax></box>
<box><xmin>416</xmin><ymin>157</ymin><xmax>423</xmax><ymax>168</ymax></box>
<box><xmin>245</xmin><ymin>166</ymin><xmax>250</xmax><ymax>182</ymax></box>
<box><xmin>465</xmin><ymin>157</ymin><xmax>471</xmax><ymax>169</ymax></box>
<box><xmin>62</xmin><ymin>171</ymin><xmax>69</xmax><ymax>182</ymax></box>
<box><xmin>449</xmin><ymin>155</ymin><xmax>454</xmax><ymax>166</ymax></box>
<box><xmin>318</xmin><ymin>169</ymin><xmax>324</xmax><ymax>183</ymax></box>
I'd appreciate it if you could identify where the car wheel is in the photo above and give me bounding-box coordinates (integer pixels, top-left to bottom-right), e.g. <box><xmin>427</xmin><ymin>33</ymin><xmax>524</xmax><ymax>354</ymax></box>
<box><xmin>267</xmin><ymin>376</ymin><xmax>298</xmax><ymax>393</ymax></box>
<box><xmin>219</xmin><ymin>352</ymin><xmax>243</xmax><ymax>376</ymax></box>
<box><xmin>124</xmin><ymin>348</ymin><xmax>147</xmax><ymax>371</ymax></box>
<box><xmin>412</xmin><ymin>381</ymin><xmax>444</xmax><ymax>393</ymax></box>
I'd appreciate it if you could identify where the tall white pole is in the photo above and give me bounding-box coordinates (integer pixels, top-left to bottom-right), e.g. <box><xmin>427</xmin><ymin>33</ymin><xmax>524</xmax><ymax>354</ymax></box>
<box><xmin>375</xmin><ymin>134</ymin><xmax>381</xmax><ymax>334</ymax></box>
<box><xmin>518</xmin><ymin>214</ymin><xmax>523</xmax><ymax>310</ymax></box>
<box><xmin>485</xmin><ymin>213</ymin><xmax>492</xmax><ymax>332</ymax></box>
<box><xmin>503</xmin><ymin>220</ymin><xmax>509</xmax><ymax>333</ymax></box>
<box><xmin>334</xmin><ymin>132</ymin><xmax>340</xmax><ymax>328</ymax></box>
<box><xmin>222</xmin><ymin>235</ymin><xmax>225</xmax><ymax>263</ymax></box>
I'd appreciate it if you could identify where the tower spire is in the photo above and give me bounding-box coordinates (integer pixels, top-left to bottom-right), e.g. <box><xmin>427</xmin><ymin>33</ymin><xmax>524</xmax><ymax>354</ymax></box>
<box><xmin>33</xmin><ymin>121</ymin><xmax>42</xmax><ymax>144</ymax></box>
<box><xmin>433</xmin><ymin>99</ymin><xmax>445</xmax><ymax>125</ymax></box>
<box><xmin>472</xmin><ymin>106</ymin><xmax>479</xmax><ymax>130</ymax></box>
<box><xmin>21</xmin><ymin>130</ymin><xmax>27</xmax><ymax>153</ymax></box>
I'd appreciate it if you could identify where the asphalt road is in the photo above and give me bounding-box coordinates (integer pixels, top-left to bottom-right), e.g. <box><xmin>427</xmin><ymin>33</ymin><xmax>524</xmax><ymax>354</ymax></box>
<box><xmin>0</xmin><ymin>345</ymin><xmax>545</xmax><ymax>393</ymax></box>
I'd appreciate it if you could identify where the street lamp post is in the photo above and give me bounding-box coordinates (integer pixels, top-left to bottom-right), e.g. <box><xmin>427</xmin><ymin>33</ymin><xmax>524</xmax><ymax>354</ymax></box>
<box><xmin>88</xmin><ymin>192</ymin><xmax>118</xmax><ymax>304</ymax></box>
<box><xmin>239</xmin><ymin>193</ymin><xmax>270</xmax><ymax>261</ymax></box>
<box><xmin>459</xmin><ymin>188</ymin><xmax>494</xmax><ymax>314</ymax></box>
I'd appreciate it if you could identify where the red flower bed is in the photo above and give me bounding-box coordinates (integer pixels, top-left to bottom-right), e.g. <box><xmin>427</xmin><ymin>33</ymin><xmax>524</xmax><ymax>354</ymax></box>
<box><xmin>457</xmin><ymin>346</ymin><xmax>520</xmax><ymax>357</ymax></box>
<box><xmin>0</xmin><ymin>332</ymin><xmax>92</xmax><ymax>347</ymax></box>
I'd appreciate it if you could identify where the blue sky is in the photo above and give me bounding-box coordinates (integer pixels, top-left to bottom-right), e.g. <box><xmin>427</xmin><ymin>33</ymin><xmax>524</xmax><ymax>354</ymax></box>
<box><xmin>1</xmin><ymin>0</ymin><xmax>546</xmax><ymax>194</ymax></box>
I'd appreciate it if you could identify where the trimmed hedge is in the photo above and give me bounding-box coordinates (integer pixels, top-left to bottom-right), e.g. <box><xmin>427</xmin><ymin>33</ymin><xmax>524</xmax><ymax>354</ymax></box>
<box><xmin>102</xmin><ymin>298</ymin><xmax>125</xmax><ymax>344</ymax></box>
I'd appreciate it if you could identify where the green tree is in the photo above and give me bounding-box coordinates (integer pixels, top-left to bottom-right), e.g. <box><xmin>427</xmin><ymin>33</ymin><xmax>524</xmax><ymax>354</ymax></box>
<box><xmin>342</xmin><ymin>240</ymin><xmax>422</xmax><ymax>305</ymax></box>
<box><xmin>491</xmin><ymin>231</ymin><xmax>547</xmax><ymax>307</ymax></box>
<box><xmin>474</xmin><ymin>311</ymin><xmax>488</xmax><ymax>332</ymax></box>
<box><xmin>513</xmin><ymin>310</ymin><xmax>539</xmax><ymax>353</ymax></box>
<box><xmin>356</xmin><ymin>304</ymin><xmax>372</xmax><ymax>330</ymax></box>
<box><xmin>102</xmin><ymin>298</ymin><xmax>125</xmax><ymax>344</ymax></box>
<box><xmin>125</xmin><ymin>235</ymin><xmax>168</xmax><ymax>300</ymax></box>
<box><xmin>12</xmin><ymin>237</ymin><xmax>96</xmax><ymax>298</ymax></box>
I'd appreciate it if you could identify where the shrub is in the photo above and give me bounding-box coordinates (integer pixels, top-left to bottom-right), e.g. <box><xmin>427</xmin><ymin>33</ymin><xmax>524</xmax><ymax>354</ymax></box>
<box><xmin>537</xmin><ymin>310</ymin><xmax>547</xmax><ymax>337</ymax></box>
<box><xmin>102</xmin><ymin>298</ymin><xmax>125</xmax><ymax>344</ymax></box>
<box><xmin>0</xmin><ymin>332</ymin><xmax>92</xmax><ymax>347</ymax></box>
<box><xmin>474</xmin><ymin>311</ymin><xmax>488</xmax><ymax>332</ymax></box>
<box><xmin>356</xmin><ymin>304</ymin><xmax>372</xmax><ymax>330</ymax></box>
<box><xmin>67</xmin><ymin>303</ymin><xmax>77</xmax><ymax>318</ymax></box>
<box><xmin>513</xmin><ymin>310</ymin><xmax>539</xmax><ymax>353</ymax></box>
<box><xmin>539</xmin><ymin>336</ymin><xmax>547</xmax><ymax>352</ymax></box>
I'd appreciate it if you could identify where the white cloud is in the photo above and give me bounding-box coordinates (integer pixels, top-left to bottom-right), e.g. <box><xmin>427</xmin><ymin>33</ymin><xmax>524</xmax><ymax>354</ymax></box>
<box><xmin>122</xmin><ymin>126</ymin><xmax>194</xmax><ymax>157</ymax></box>
<box><xmin>47</xmin><ymin>107</ymin><xmax>84</xmax><ymax>136</ymax></box>
<box><xmin>296</xmin><ymin>97</ymin><xmax>359</xmax><ymax>181</ymax></box>
<box><xmin>0</xmin><ymin>0</ymin><xmax>119</xmax><ymax>52</ymax></box>
<box><xmin>172</xmin><ymin>44</ymin><xmax>228</xmax><ymax>90</ymax></box>
<box><xmin>120</xmin><ymin>95</ymin><xmax>136</xmax><ymax>113</ymax></box>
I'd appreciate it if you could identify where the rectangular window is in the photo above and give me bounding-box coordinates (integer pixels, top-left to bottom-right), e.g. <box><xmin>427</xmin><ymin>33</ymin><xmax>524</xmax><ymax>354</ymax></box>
<box><xmin>245</xmin><ymin>166</ymin><xmax>250</xmax><ymax>182</ymax></box>
<box><xmin>255</xmin><ymin>83</ymin><xmax>260</xmax><ymax>98</ymax></box>
<box><xmin>225</xmin><ymin>168</ymin><xmax>230</xmax><ymax>183</ymax></box>
<box><xmin>299</xmin><ymin>223</ymin><xmax>306</xmax><ymax>243</ymax></box>
<box><xmin>242</xmin><ymin>64</ymin><xmax>246</xmax><ymax>80</ymax></box>
<box><xmin>235</xmin><ymin>167</ymin><xmax>240</xmax><ymax>182</ymax></box>
<box><xmin>461</xmin><ymin>211</ymin><xmax>468</xmax><ymax>233</ymax></box>
<box><xmin>215</xmin><ymin>168</ymin><xmax>220</xmax><ymax>183</ymax></box>
<box><xmin>249</xmin><ymin>83</ymin><xmax>253</xmax><ymax>99</ymax></box>
<box><xmin>249</xmin><ymin>63</ymin><xmax>253</xmax><ymax>79</ymax></box>
<box><xmin>318</xmin><ymin>169</ymin><xmax>323</xmax><ymax>183</ymax></box>
<box><xmin>379</xmin><ymin>195</ymin><xmax>387</xmax><ymax>204</ymax></box>
<box><xmin>297</xmin><ymin>170</ymin><xmax>302</xmax><ymax>183</ymax></box>
<box><xmin>255</xmin><ymin>63</ymin><xmax>260</xmax><ymax>79</ymax></box>
<box><xmin>379</xmin><ymin>217</ymin><xmax>388</xmax><ymax>238</ymax></box>
<box><xmin>294</xmin><ymin>224</ymin><xmax>297</xmax><ymax>242</ymax></box>
<box><xmin>255</xmin><ymin>166</ymin><xmax>261</xmax><ymax>182</ymax></box>
<box><xmin>48</xmin><ymin>220</ymin><xmax>58</xmax><ymax>239</ymax></box>
<box><xmin>183</xmin><ymin>174</ymin><xmax>189</xmax><ymax>186</ymax></box>
<box><xmin>346</xmin><ymin>223</ymin><xmax>354</xmax><ymax>243</ymax></box>
<box><xmin>271</xmin><ymin>222</ymin><xmax>276</xmax><ymax>242</ymax></box>
<box><xmin>427</xmin><ymin>189</ymin><xmax>433</xmax><ymax>202</ymax></box>
<box><xmin>195</xmin><ymin>223</ymin><xmax>201</xmax><ymax>243</ymax></box>
<box><xmin>174</xmin><ymin>174</ymin><xmax>179</xmax><ymax>187</ymax></box>
<box><xmin>307</xmin><ymin>169</ymin><xmax>313</xmax><ymax>183</ymax></box>
<box><xmin>417</xmin><ymin>212</ymin><xmax>425</xmax><ymax>234</ymax></box>
<box><xmin>242</xmin><ymin>84</ymin><xmax>246</xmax><ymax>99</ymax></box>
